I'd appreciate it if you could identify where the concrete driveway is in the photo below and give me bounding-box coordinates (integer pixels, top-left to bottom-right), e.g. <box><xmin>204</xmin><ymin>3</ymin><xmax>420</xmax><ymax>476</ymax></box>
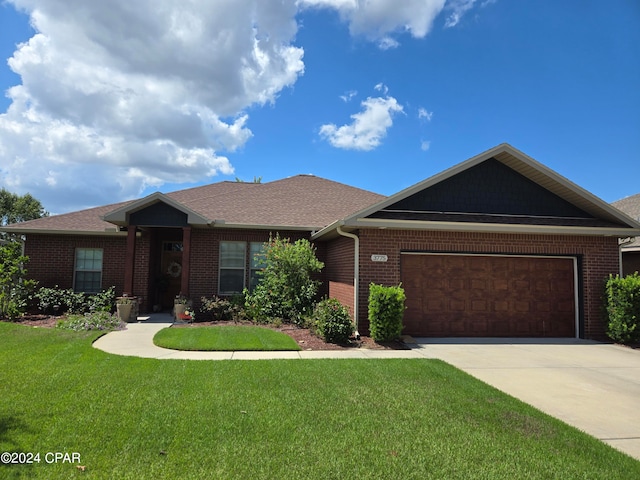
<box><xmin>415</xmin><ymin>338</ymin><xmax>640</xmax><ymax>461</ymax></box>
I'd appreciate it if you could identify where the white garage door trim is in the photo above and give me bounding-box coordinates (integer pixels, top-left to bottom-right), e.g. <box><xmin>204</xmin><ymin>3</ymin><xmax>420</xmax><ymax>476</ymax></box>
<box><xmin>400</xmin><ymin>252</ymin><xmax>580</xmax><ymax>338</ymax></box>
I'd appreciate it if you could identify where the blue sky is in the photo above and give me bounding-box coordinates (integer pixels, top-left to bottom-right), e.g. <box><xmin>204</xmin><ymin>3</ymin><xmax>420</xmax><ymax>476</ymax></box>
<box><xmin>0</xmin><ymin>0</ymin><xmax>638</xmax><ymax>215</ymax></box>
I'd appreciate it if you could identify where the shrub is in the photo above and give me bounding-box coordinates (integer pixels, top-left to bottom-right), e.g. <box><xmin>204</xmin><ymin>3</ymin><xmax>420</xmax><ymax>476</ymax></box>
<box><xmin>313</xmin><ymin>298</ymin><xmax>354</xmax><ymax>344</ymax></box>
<box><xmin>244</xmin><ymin>235</ymin><xmax>324</xmax><ymax>325</ymax></box>
<box><xmin>0</xmin><ymin>241</ymin><xmax>37</xmax><ymax>320</ymax></box>
<box><xmin>604</xmin><ymin>273</ymin><xmax>640</xmax><ymax>344</ymax></box>
<box><xmin>87</xmin><ymin>287</ymin><xmax>116</xmax><ymax>312</ymax></box>
<box><xmin>200</xmin><ymin>295</ymin><xmax>245</xmax><ymax>322</ymax></box>
<box><xmin>56</xmin><ymin>311</ymin><xmax>124</xmax><ymax>332</ymax></box>
<box><xmin>368</xmin><ymin>283</ymin><xmax>405</xmax><ymax>342</ymax></box>
<box><xmin>35</xmin><ymin>286</ymin><xmax>115</xmax><ymax>315</ymax></box>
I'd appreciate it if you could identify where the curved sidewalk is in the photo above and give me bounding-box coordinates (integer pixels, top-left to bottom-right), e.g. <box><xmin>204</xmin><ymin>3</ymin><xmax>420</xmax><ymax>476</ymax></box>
<box><xmin>92</xmin><ymin>313</ymin><xmax>433</xmax><ymax>360</ymax></box>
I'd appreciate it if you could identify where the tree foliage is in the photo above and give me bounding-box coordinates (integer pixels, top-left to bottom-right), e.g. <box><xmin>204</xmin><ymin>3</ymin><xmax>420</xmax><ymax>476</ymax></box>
<box><xmin>0</xmin><ymin>188</ymin><xmax>49</xmax><ymax>226</ymax></box>
<box><xmin>244</xmin><ymin>235</ymin><xmax>324</xmax><ymax>325</ymax></box>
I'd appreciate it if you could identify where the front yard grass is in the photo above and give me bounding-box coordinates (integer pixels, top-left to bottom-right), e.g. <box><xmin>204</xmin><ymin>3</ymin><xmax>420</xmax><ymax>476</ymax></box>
<box><xmin>1</xmin><ymin>322</ymin><xmax>639</xmax><ymax>479</ymax></box>
<box><xmin>153</xmin><ymin>325</ymin><xmax>301</xmax><ymax>351</ymax></box>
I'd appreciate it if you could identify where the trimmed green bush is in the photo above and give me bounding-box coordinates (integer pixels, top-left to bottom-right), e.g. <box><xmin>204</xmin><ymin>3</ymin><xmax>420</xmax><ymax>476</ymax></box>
<box><xmin>368</xmin><ymin>283</ymin><xmax>405</xmax><ymax>342</ymax></box>
<box><xmin>604</xmin><ymin>273</ymin><xmax>640</xmax><ymax>344</ymax></box>
<box><xmin>313</xmin><ymin>298</ymin><xmax>354</xmax><ymax>344</ymax></box>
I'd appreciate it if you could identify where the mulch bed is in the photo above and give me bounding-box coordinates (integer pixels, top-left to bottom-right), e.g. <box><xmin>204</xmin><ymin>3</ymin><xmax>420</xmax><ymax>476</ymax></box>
<box><xmin>4</xmin><ymin>315</ymin><xmax>409</xmax><ymax>351</ymax></box>
<box><xmin>172</xmin><ymin>320</ymin><xmax>409</xmax><ymax>351</ymax></box>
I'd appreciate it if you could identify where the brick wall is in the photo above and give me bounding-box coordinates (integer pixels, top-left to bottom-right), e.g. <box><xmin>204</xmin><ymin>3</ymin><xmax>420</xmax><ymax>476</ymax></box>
<box><xmin>347</xmin><ymin>229</ymin><xmax>619</xmax><ymax>339</ymax></box>
<box><xmin>188</xmin><ymin>229</ymin><xmax>320</xmax><ymax>311</ymax></box>
<box><xmin>325</xmin><ymin>236</ymin><xmax>356</xmax><ymax>315</ymax></box>
<box><xmin>23</xmin><ymin>233</ymin><xmax>128</xmax><ymax>295</ymax></box>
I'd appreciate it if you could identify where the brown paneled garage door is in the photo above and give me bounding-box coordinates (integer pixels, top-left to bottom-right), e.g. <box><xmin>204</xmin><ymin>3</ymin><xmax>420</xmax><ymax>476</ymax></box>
<box><xmin>401</xmin><ymin>254</ymin><xmax>576</xmax><ymax>337</ymax></box>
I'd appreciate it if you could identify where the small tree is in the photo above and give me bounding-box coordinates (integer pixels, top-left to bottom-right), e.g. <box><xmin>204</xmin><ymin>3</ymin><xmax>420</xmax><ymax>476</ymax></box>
<box><xmin>244</xmin><ymin>235</ymin><xmax>324</xmax><ymax>325</ymax></box>
<box><xmin>0</xmin><ymin>241</ymin><xmax>37</xmax><ymax>320</ymax></box>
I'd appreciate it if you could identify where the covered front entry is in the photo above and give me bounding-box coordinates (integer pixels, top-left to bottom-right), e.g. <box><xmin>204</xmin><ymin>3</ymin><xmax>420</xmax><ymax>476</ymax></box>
<box><xmin>401</xmin><ymin>253</ymin><xmax>577</xmax><ymax>337</ymax></box>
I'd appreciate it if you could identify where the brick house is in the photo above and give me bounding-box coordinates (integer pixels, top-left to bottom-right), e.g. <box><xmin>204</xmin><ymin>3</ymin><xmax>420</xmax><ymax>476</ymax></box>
<box><xmin>3</xmin><ymin>144</ymin><xmax>639</xmax><ymax>339</ymax></box>
<box><xmin>611</xmin><ymin>193</ymin><xmax>640</xmax><ymax>276</ymax></box>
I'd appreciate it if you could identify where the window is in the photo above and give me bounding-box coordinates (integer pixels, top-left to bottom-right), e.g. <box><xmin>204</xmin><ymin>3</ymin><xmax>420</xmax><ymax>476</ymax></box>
<box><xmin>249</xmin><ymin>242</ymin><xmax>267</xmax><ymax>291</ymax></box>
<box><xmin>219</xmin><ymin>242</ymin><xmax>246</xmax><ymax>294</ymax></box>
<box><xmin>74</xmin><ymin>248</ymin><xmax>103</xmax><ymax>293</ymax></box>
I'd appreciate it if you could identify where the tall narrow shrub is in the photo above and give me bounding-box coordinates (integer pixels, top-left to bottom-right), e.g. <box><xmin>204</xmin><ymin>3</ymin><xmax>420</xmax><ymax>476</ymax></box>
<box><xmin>604</xmin><ymin>273</ymin><xmax>640</xmax><ymax>344</ymax></box>
<box><xmin>0</xmin><ymin>241</ymin><xmax>36</xmax><ymax>320</ymax></box>
<box><xmin>368</xmin><ymin>283</ymin><xmax>405</xmax><ymax>342</ymax></box>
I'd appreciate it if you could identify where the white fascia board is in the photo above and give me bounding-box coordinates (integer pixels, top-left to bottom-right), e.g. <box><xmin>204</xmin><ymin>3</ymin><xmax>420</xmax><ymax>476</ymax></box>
<box><xmin>349</xmin><ymin>217</ymin><xmax>640</xmax><ymax>237</ymax></box>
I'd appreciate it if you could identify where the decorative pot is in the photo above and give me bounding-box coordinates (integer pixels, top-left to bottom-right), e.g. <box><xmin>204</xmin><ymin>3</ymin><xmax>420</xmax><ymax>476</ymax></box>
<box><xmin>174</xmin><ymin>304</ymin><xmax>186</xmax><ymax>320</ymax></box>
<box><xmin>117</xmin><ymin>303</ymin><xmax>133</xmax><ymax>323</ymax></box>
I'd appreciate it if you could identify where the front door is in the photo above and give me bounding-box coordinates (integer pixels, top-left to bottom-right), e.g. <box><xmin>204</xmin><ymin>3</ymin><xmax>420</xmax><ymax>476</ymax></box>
<box><xmin>160</xmin><ymin>241</ymin><xmax>183</xmax><ymax>309</ymax></box>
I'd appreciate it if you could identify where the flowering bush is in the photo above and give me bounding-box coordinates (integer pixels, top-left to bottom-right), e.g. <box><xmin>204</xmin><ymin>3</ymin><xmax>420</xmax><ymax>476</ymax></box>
<box><xmin>56</xmin><ymin>311</ymin><xmax>125</xmax><ymax>332</ymax></box>
<box><xmin>313</xmin><ymin>298</ymin><xmax>354</xmax><ymax>344</ymax></box>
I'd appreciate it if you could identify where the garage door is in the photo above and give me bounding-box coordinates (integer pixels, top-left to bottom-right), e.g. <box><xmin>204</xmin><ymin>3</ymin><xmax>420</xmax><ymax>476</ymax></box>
<box><xmin>401</xmin><ymin>254</ymin><xmax>576</xmax><ymax>337</ymax></box>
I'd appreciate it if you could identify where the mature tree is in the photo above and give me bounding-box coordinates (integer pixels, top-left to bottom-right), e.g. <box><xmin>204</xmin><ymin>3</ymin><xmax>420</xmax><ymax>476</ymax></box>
<box><xmin>0</xmin><ymin>188</ymin><xmax>49</xmax><ymax>226</ymax></box>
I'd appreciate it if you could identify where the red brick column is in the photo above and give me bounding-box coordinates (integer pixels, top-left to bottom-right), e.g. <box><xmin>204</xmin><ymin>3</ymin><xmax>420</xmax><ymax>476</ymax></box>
<box><xmin>181</xmin><ymin>226</ymin><xmax>192</xmax><ymax>297</ymax></box>
<box><xmin>124</xmin><ymin>225</ymin><xmax>137</xmax><ymax>295</ymax></box>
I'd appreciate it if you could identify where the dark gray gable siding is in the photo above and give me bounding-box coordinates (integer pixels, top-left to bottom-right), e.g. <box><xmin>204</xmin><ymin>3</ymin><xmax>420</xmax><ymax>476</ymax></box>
<box><xmin>368</xmin><ymin>158</ymin><xmax>625</xmax><ymax>227</ymax></box>
<box><xmin>130</xmin><ymin>202</ymin><xmax>188</xmax><ymax>227</ymax></box>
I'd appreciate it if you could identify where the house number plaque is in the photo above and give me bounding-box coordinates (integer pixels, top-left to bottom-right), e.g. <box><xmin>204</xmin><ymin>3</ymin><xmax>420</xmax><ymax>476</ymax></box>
<box><xmin>371</xmin><ymin>254</ymin><xmax>388</xmax><ymax>262</ymax></box>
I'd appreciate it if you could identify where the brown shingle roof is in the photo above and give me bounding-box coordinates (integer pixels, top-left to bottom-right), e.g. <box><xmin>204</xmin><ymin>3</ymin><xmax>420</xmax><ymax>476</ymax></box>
<box><xmin>612</xmin><ymin>193</ymin><xmax>640</xmax><ymax>222</ymax></box>
<box><xmin>1</xmin><ymin>175</ymin><xmax>385</xmax><ymax>234</ymax></box>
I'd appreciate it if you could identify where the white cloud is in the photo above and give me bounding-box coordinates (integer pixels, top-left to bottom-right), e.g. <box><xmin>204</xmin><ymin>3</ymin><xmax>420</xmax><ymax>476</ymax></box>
<box><xmin>378</xmin><ymin>36</ymin><xmax>400</xmax><ymax>50</ymax></box>
<box><xmin>421</xmin><ymin>140</ymin><xmax>431</xmax><ymax>151</ymax></box>
<box><xmin>0</xmin><ymin>0</ymin><xmax>304</xmax><ymax>212</ymax></box>
<box><xmin>444</xmin><ymin>0</ymin><xmax>477</xmax><ymax>28</ymax></box>
<box><xmin>374</xmin><ymin>83</ymin><xmax>389</xmax><ymax>95</ymax></box>
<box><xmin>418</xmin><ymin>107</ymin><xmax>434</xmax><ymax>121</ymax></box>
<box><xmin>299</xmin><ymin>0</ymin><xmax>446</xmax><ymax>44</ymax></box>
<box><xmin>319</xmin><ymin>95</ymin><xmax>404</xmax><ymax>151</ymax></box>
<box><xmin>340</xmin><ymin>90</ymin><xmax>358</xmax><ymax>102</ymax></box>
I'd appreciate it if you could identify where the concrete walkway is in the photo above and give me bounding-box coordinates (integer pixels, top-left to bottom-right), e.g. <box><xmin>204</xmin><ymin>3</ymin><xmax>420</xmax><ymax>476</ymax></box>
<box><xmin>93</xmin><ymin>315</ymin><xmax>640</xmax><ymax>461</ymax></box>
<box><xmin>92</xmin><ymin>313</ymin><xmax>432</xmax><ymax>360</ymax></box>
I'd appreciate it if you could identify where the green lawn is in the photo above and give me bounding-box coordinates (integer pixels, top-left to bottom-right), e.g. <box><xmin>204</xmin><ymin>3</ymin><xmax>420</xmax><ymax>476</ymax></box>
<box><xmin>1</xmin><ymin>322</ymin><xmax>639</xmax><ymax>479</ymax></box>
<box><xmin>153</xmin><ymin>325</ymin><xmax>301</xmax><ymax>351</ymax></box>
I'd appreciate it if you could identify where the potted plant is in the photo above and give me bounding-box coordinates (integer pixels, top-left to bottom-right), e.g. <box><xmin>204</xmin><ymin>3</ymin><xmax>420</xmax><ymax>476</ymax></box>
<box><xmin>174</xmin><ymin>293</ymin><xmax>190</xmax><ymax>320</ymax></box>
<box><xmin>116</xmin><ymin>295</ymin><xmax>134</xmax><ymax>323</ymax></box>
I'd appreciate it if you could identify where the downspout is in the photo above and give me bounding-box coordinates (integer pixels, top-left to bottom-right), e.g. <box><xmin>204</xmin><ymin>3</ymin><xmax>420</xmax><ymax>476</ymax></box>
<box><xmin>337</xmin><ymin>226</ymin><xmax>360</xmax><ymax>340</ymax></box>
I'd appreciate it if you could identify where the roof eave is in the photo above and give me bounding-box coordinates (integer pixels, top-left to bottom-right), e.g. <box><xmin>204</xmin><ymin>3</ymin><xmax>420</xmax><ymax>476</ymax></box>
<box><xmin>0</xmin><ymin>227</ymin><xmax>128</xmax><ymax>236</ymax></box>
<box><xmin>347</xmin><ymin>218</ymin><xmax>640</xmax><ymax>237</ymax></box>
<box><xmin>211</xmin><ymin>221</ymin><xmax>317</xmax><ymax>232</ymax></box>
